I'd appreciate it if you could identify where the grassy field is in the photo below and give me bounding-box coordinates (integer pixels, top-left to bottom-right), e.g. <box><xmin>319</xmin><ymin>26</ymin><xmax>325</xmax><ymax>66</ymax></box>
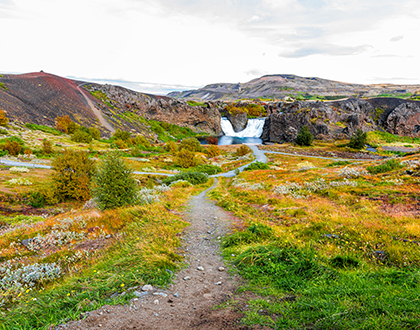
<box><xmin>209</xmin><ymin>153</ymin><xmax>420</xmax><ymax>329</ymax></box>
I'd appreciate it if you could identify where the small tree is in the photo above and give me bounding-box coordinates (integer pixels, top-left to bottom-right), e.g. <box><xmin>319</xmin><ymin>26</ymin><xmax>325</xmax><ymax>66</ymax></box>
<box><xmin>89</xmin><ymin>127</ymin><xmax>101</xmax><ymax>140</ymax></box>
<box><xmin>206</xmin><ymin>145</ymin><xmax>221</xmax><ymax>158</ymax></box>
<box><xmin>176</xmin><ymin>149</ymin><xmax>201</xmax><ymax>168</ymax></box>
<box><xmin>296</xmin><ymin>126</ymin><xmax>314</xmax><ymax>146</ymax></box>
<box><xmin>165</xmin><ymin>141</ymin><xmax>178</xmax><ymax>155</ymax></box>
<box><xmin>55</xmin><ymin>115</ymin><xmax>72</xmax><ymax>133</ymax></box>
<box><xmin>52</xmin><ymin>150</ymin><xmax>95</xmax><ymax>201</ymax></box>
<box><xmin>92</xmin><ymin>151</ymin><xmax>138</xmax><ymax>210</ymax></box>
<box><xmin>42</xmin><ymin>139</ymin><xmax>53</xmax><ymax>154</ymax></box>
<box><xmin>179</xmin><ymin>137</ymin><xmax>203</xmax><ymax>153</ymax></box>
<box><xmin>3</xmin><ymin>140</ymin><xmax>21</xmax><ymax>156</ymax></box>
<box><xmin>0</xmin><ymin>110</ymin><xmax>9</xmax><ymax>126</ymax></box>
<box><xmin>348</xmin><ymin>129</ymin><xmax>367</xmax><ymax>150</ymax></box>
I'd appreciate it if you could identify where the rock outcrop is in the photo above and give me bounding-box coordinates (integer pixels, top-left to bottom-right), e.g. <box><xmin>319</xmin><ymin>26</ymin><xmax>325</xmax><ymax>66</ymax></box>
<box><xmin>261</xmin><ymin>98</ymin><xmax>420</xmax><ymax>143</ymax></box>
<box><xmin>225</xmin><ymin>112</ymin><xmax>248</xmax><ymax>132</ymax></box>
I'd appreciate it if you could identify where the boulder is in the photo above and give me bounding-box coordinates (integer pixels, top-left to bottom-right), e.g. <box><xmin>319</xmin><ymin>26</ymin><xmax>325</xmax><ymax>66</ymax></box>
<box><xmin>226</xmin><ymin>112</ymin><xmax>248</xmax><ymax>132</ymax></box>
<box><xmin>384</xmin><ymin>102</ymin><xmax>420</xmax><ymax>136</ymax></box>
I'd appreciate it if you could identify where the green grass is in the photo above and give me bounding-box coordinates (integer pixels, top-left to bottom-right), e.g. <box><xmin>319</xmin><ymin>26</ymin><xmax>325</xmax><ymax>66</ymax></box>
<box><xmin>366</xmin><ymin>159</ymin><xmax>404</xmax><ymax>174</ymax></box>
<box><xmin>187</xmin><ymin>100</ymin><xmax>206</xmax><ymax>107</ymax></box>
<box><xmin>25</xmin><ymin>123</ymin><xmax>62</xmax><ymax>136</ymax></box>
<box><xmin>368</xmin><ymin>130</ymin><xmax>420</xmax><ymax>145</ymax></box>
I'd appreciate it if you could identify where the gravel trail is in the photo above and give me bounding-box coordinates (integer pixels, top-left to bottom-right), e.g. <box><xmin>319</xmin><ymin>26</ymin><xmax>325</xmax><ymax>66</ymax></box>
<box><xmin>58</xmin><ymin>179</ymin><xmax>253</xmax><ymax>330</ymax></box>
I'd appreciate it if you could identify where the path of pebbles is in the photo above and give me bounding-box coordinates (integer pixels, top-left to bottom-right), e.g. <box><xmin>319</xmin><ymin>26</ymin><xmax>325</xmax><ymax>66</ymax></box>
<box><xmin>58</xmin><ymin>180</ymin><xmax>253</xmax><ymax>330</ymax></box>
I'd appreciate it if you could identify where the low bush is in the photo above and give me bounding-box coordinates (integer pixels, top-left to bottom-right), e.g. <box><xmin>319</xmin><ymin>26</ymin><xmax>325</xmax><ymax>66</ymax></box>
<box><xmin>244</xmin><ymin>161</ymin><xmax>270</xmax><ymax>171</ymax></box>
<box><xmin>42</xmin><ymin>139</ymin><xmax>53</xmax><ymax>154</ymax></box>
<box><xmin>367</xmin><ymin>159</ymin><xmax>404</xmax><ymax>174</ymax></box>
<box><xmin>2</xmin><ymin>140</ymin><xmax>22</xmax><ymax>156</ymax></box>
<box><xmin>206</xmin><ymin>145</ymin><xmax>221</xmax><ymax>157</ymax></box>
<box><xmin>132</xmin><ymin>135</ymin><xmax>150</xmax><ymax>148</ymax></box>
<box><xmin>52</xmin><ymin>150</ymin><xmax>95</xmax><ymax>201</ymax></box>
<box><xmin>112</xmin><ymin>129</ymin><xmax>131</xmax><ymax>141</ymax></box>
<box><xmin>206</xmin><ymin>136</ymin><xmax>219</xmax><ymax>145</ymax></box>
<box><xmin>236</xmin><ymin>145</ymin><xmax>251</xmax><ymax>156</ymax></box>
<box><xmin>162</xmin><ymin>172</ymin><xmax>208</xmax><ymax>186</ymax></box>
<box><xmin>175</xmin><ymin>149</ymin><xmax>201</xmax><ymax>168</ymax></box>
<box><xmin>71</xmin><ymin>129</ymin><xmax>92</xmax><ymax>143</ymax></box>
<box><xmin>89</xmin><ymin>127</ymin><xmax>101</xmax><ymax>140</ymax></box>
<box><xmin>187</xmin><ymin>164</ymin><xmax>222</xmax><ymax>175</ymax></box>
<box><xmin>165</xmin><ymin>141</ymin><xmax>178</xmax><ymax>155</ymax></box>
<box><xmin>179</xmin><ymin>137</ymin><xmax>203</xmax><ymax>153</ymax></box>
<box><xmin>0</xmin><ymin>109</ymin><xmax>9</xmax><ymax>126</ymax></box>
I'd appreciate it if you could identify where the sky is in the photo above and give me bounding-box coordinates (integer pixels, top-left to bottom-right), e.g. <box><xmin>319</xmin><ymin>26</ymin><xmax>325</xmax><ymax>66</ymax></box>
<box><xmin>1</xmin><ymin>0</ymin><xmax>419</xmax><ymax>94</ymax></box>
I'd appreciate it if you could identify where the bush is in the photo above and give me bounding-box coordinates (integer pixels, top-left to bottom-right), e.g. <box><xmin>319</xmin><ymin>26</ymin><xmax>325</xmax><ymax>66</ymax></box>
<box><xmin>52</xmin><ymin>150</ymin><xmax>95</xmax><ymax>201</ymax></box>
<box><xmin>244</xmin><ymin>161</ymin><xmax>270</xmax><ymax>171</ymax></box>
<box><xmin>348</xmin><ymin>129</ymin><xmax>367</xmax><ymax>150</ymax></box>
<box><xmin>206</xmin><ymin>136</ymin><xmax>219</xmax><ymax>145</ymax></box>
<box><xmin>236</xmin><ymin>145</ymin><xmax>251</xmax><ymax>156</ymax></box>
<box><xmin>179</xmin><ymin>137</ymin><xmax>203</xmax><ymax>153</ymax></box>
<box><xmin>165</xmin><ymin>141</ymin><xmax>178</xmax><ymax>155</ymax></box>
<box><xmin>367</xmin><ymin>159</ymin><xmax>403</xmax><ymax>174</ymax></box>
<box><xmin>162</xmin><ymin>172</ymin><xmax>208</xmax><ymax>186</ymax></box>
<box><xmin>55</xmin><ymin>115</ymin><xmax>73</xmax><ymax>133</ymax></box>
<box><xmin>42</xmin><ymin>139</ymin><xmax>53</xmax><ymax>154</ymax></box>
<box><xmin>175</xmin><ymin>149</ymin><xmax>201</xmax><ymax>168</ymax></box>
<box><xmin>0</xmin><ymin>110</ymin><xmax>9</xmax><ymax>126</ymax></box>
<box><xmin>296</xmin><ymin>126</ymin><xmax>314</xmax><ymax>146</ymax></box>
<box><xmin>92</xmin><ymin>152</ymin><xmax>138</xmax><ymax>210</ymax></box>
<box><xmin>132</xmin><ymin>135</ymin><xmax>150</xmax><ymax>148</ymax></box>
<box><xmin>112</xmin><ymin>130</ymin><xmax>131</xmax><ymax>141</ymax></box>
<box><xmin>71</xmin><ymin>129</ymin><xmax>93</xmax><ymax>143</ymax></box>
<box><xmin>3</xmin><ymin>140</ymin><xmax>21</xmax><ymax>156</ymax></box>
<box><xmin>89</xmin><ymin>127</ymin><xmax>101</xmax><ymax>140</ymax></box>
<box><xmin>187</xmin><ymin>164</ymin><xmax>222</xmax><ymax>175</ymax></box>
<box><xmin>206</xmin><ymin>145</ymin><xmax>221</xmax><ymax>158</ymax></box>
<box><xmin>113</xmin><ymin>139</ymin><xmax>128</xmax><ymax>149</ymax></box>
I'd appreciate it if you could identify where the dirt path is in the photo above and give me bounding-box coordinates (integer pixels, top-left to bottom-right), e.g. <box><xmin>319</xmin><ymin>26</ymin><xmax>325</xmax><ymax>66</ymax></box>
<box><xmin>58</xmin><ymin>180</ymin><xmax>254</xmax><ymax>330</ymax></box>
<box><xmin>77</xmin><ymin>84</ymin><xmax>115</xmax><ymax>133</ymax></box>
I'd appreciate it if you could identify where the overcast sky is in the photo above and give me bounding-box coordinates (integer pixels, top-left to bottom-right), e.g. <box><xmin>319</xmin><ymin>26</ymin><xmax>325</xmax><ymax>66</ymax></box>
<box><xmin>1</xmin><ymin>0</ymin><xmax>419</xmax><ymax>94</ymax></box>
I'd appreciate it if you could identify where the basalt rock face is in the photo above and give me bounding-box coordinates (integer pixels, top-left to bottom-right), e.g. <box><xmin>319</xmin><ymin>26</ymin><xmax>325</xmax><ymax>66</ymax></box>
<box><xmin>262</xmin><ymin>98</ymin><xmax>420</xmax><ymax>143</ymax></box>
<box><xmin>225</xmin><ymin>112</ymin><xmax>248</xmax><ymax>132</ymax></box>
<box><xmin>384</xmin><ymin>102</ymin><xmax>420</xmax><ymax>136</ymax></box>
<box><xmin>85</xmin><ymin>84</ymin><xmax>222</xmax><ymax>135</ymax></box>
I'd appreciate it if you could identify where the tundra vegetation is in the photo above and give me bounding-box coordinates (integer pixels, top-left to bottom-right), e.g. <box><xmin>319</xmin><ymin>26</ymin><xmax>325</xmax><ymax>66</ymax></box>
<box><xmin>0</xmin><ymin>117</ymin><xmax>419</xmax><ymax>329</ymax></box>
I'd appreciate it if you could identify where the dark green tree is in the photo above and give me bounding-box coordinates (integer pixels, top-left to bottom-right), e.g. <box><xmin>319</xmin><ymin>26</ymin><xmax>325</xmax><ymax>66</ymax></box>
<box><xmin>296</xmin><ymin>126</ymin><xmax>314</xmax><ymax>146</ymax></box>
<box><xmin>348</xmin><ymin>129</ymin><xmax>367</xmax><ymax>150</ymax></box>
<box><xmin>92</xmin><ymin>151</ymin><xmax>138</xmax><ymax>210</ymax></box>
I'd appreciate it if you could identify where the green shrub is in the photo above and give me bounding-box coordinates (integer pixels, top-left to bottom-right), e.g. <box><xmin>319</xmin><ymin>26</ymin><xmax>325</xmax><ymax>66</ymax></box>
<box><xmin>92</xmin><ymin>152</ymin><xmax>138</xmax><ymax>210</ymax></box>
<box><xmin>175</xmin><ymin>149</ymin><xmax>201</xmax><ymax>168</ymax></box>
<box><xmin>236</xmin><ymin>145</ymin><xmax>251</xmax><ymax>156</ymax></box>
<box><xmin>162</xmin><ymin>172</ymin><xmax>208</xmax><ymax>186</ymax></box>
<box><xmin>244</xmin><ymin>161</ymin><xmax>269</xmax><ymax>171</ymax></box>
<box><xmin>112</xmin><ymin>130</ymin><xmax>131</xmax><ymax>141</ymax></box>
<box><xmin>206</xmin><ymin>145</ymin><xmax>221</xmax><ymax>157</ymax></box>
<box><xmin>52</xmin><ymin>150</ymin><xmax>95</xmax><ymax>201</ymax></box>
<box><xmin>326</xmin><ymin>160</ymin><xmax>352</xmax><ymax>167</ymax></box>
<box><xmin>296</xmin><ymin>126</ymin><xmax>314</xmax><ymax>146</ymax></box>
<box><xmin>89</xmin><ymin>127</ymin><xmax>101</xmax><ymax>140</ymax></box>
<box><xmin>71</xmin><ymin>129</ymin><xmax>93</xmax><ymax>143</ymax></box>
<box><xmin>165</xmin><ymin>141</ymin><xmax>178</xmax><ymax>155</ymax></box>
<box><xmin>28</xmin><ymin>191</ymin><xmax>46</xmax><ymax>208</ymax></box>
<box><xmin>42</xmin><ymin>139</ymin><xmax>53</xmax><ymax>154</ymax></box>
<box><xmin>187</xmin><ymin>164</ymin><xmax>222</xmax><ymax>175</ymax></box>
<box><xmin>179</xmin><ymin>137</ymin><xmax>203</xmax><ymax>153</ymax></box>
<box><xmin>348</xmin><ymin>129</ymin><xmax>367</xmax><ymax>150</ymax></box>
<box><xmin>132</xmin><ymin>135</ymin><xmax>150</xmax><ymax>148</ymax></box>
<box><xmin>367</xmin><ymin>159</ymin><xmax>404</xmax><ymax>174</ymax></box>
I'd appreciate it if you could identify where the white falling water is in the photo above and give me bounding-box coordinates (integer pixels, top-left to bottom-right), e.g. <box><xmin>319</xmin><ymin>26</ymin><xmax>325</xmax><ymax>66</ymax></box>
<box><xmin>220</xmin><ymin>117</ymin><xmax>266</xmax><ymax>137</ymax></box>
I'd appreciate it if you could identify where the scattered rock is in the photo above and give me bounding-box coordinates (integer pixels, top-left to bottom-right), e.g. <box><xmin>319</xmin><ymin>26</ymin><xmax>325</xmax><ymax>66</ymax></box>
<box><xmin>215</xmin><ymin>282</ymin><xmax>222</xmax><ymax>285</ymax></box>
<box><xmin>141</xmin><ymin>285</ymin><xmax>153</xmax><ymax>291</ymax></box>
<box><xmin>133</xmin><ymin>291</ymin><xmax>148</xmax><ymax>298</ymax></box>
<box><xmin>21</xmin><ymin>239</ymin><xmax>32</xmax><ymax>248</ymax></box>
<box><xmin>154</xmin><ymin>300</ymin><xmax>159</xmax><ymax>305</ymax></box>
<box><xmin>197</xmin><ymin>266</ymin><xmax>204</xmax><ymax>271</ymax></box>
<box><xmin>153</xmin><ymin>292</ymin><xmax>168</xmax><ymax>297</ymax></box>
<box><xmin>173</xmin><ymin>293</ymin><xmax>179</xmax><ymax>298</ymax></box>
<box><xmin>183</xmin><ymin>276</ymin><xmax>191</xmax><ymax>281</ymax></box>
<box><xmin>105</xmin><ymin>234</ymin><xmax>111</xmax><ymax>239</ymax></box>
<box><xmin>218</xmin><ymin>267</ymin><xmax>225</xmax><ymax>272</ymax></box>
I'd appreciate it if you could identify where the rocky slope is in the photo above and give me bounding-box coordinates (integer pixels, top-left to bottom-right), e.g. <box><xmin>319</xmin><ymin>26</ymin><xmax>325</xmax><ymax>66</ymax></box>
<box><xmin>261</xmin><ymin>98</ymin><xmax>420</xmax><ymax>143</ymax></box>
<box><xmin>168</xmin><ymin>74</ymin><xmax>420</xmax><ymax>101</ymax></box>
<box><xmin>0</xmin><ymin>72</ymin><xmax>222</xmax><ymax>138</ymax></box>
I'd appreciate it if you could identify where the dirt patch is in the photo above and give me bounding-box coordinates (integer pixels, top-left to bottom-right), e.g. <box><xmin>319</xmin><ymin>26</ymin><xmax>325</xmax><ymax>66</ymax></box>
<box><xmin>57</xmin><ymin>180</ymin><xmax>260</xmax><ymax>330</ymax></box>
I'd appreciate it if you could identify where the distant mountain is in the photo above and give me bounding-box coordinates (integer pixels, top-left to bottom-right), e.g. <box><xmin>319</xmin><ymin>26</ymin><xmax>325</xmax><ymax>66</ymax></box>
<box><xmin>167</xmin><ymin>74</ymin><xmax>420</xmax><ymax>101</ymax></box>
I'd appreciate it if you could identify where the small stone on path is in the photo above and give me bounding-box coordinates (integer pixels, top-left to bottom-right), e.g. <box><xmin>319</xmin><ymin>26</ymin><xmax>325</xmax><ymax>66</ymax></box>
<box><xmin>183</xmin><ymin>276</ymin><xmax>191</xmax><ymax>281</ymax></box>
<box><xmin>197</xmin><ymin>266</ymin><xmax>204</xmax><ymax>271</ymax></box>
<box><xmin>141</xmin><ymin>285</ymin><xmax>153</xmax><ymax>291</ymax></box>
<box><xmin>215</xmin><ymin>281</ymin><xmax>222</xmax><ymax>285</ymax></box>
<box><xmin>218</xmin><ymin>267</ymin><xmax>225</xmax><ymax>272</ymax></box>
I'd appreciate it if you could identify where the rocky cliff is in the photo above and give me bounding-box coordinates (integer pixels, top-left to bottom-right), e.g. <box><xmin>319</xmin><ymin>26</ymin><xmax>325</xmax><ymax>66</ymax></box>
<box><xmin>261</xmin><ymin>98</ymin><xmax>420</xmax><ymax>143</ymax></box>
<box><xmin>168</xmin><ymin>74</ymin><xmax>420</xmax><ymax>101</ymax></box>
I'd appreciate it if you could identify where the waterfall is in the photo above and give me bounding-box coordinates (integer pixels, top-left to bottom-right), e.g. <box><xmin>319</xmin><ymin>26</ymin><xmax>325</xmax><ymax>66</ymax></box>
<box><xmin>221</xmin><ymin>117</ymin><xmax>265</xmax><ymax>138</ymax></box>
